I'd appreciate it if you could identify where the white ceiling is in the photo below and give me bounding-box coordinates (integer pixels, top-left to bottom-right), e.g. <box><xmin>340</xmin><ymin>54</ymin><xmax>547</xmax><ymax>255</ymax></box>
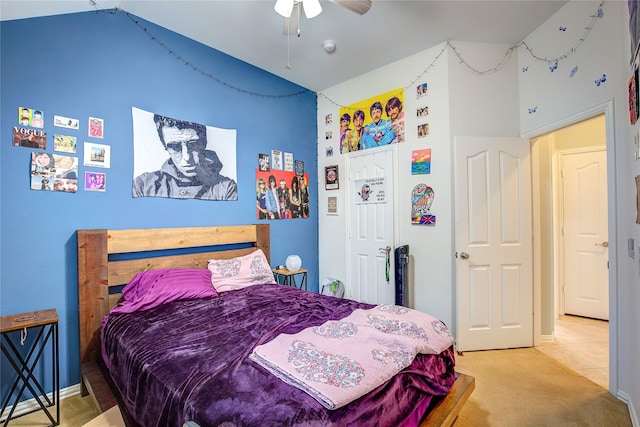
<box><xmin>1</xmin><ymin>0</ymin><xmax>568</xmax><ymax>92</ymax></box>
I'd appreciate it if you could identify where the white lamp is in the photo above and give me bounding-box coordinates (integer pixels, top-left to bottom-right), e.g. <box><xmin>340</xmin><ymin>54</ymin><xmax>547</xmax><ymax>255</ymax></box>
<box><xmin>286</xmin><ymin>255</ymin><xmax>302</xmax><ymax>272</ymax></box>
<box><xmin>274</xmin><ymin>0</ymin><xmax>322</xmax><ymax>18</ymax></box>
<box><xmin>274</xmin><ymin>0</ymin><xmax>294</xmax><ymax>18</ymax></box>
<box><xmin>302</xmin><ymin>0</ymin><xmax>322</xmax><ymax>18</ymax></box>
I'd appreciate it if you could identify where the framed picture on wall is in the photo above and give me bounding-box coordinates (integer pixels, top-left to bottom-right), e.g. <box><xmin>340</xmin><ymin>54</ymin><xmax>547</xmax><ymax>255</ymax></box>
<box><xmin>327</xmin><ymin>196</ymin><xmax>338</xmax><ymax>215</ymax></box>
<box><xmin>325</xmin><ymin>165</ymin><xmax>339</xmax><ymax>190</ymax></box>
<box><xmin>83</xmin><ymin>142</ymin><xmax>111</xmax><ymax>168</ymax></box>
<box><xmin>271</xmin><ymin>150</ymin><xmax>282</xmax><ymax>170</ymax></box>
<box><xmin>88</xmin><ymin>117</ymin><xmax>104</xmax><ymax>139</ymax></box>
<box><xmin>258</xmin><ymin>153</ymin><xmax>270</xmax><ymax>171</ymax></box>
<box><xmin>85</xmin><ymin>171</ymin><xmax>106</xmax><ymax>192</ymax></box>
<box><xmin>629</xmin><ymin>70</ymin><xmax>639</xmax><ymax>125</ymax></box>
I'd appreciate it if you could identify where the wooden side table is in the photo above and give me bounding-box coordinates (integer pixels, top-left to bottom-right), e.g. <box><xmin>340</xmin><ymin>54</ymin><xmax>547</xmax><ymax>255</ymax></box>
<box><xmin>273</xmin><ymin>268</ymin><xmax>308</xmax><ymax>290</ymax></box>
<box><xmin>0</xmin><ymin>308</ymin><xmax>59</xmax><ymax>426</ymax></box>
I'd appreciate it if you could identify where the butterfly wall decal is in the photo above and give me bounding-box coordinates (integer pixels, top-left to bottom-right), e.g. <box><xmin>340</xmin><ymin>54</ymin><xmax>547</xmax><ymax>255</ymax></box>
<box><xmin>594</xmin><ymin>74</ymin><xmax>607</xmax><ymax>86</ymax></box>
<box><xmin>570</xmin><ymin>66</ymin><xmax>578</xmax><ymax>78</ymax></box>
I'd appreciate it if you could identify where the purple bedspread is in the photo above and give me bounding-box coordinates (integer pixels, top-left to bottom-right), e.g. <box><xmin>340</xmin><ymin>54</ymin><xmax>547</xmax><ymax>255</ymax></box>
<box><xmin>101</xmin><ymin>284</ymin><xmax>456</xmax><ymax>427</ymax></box>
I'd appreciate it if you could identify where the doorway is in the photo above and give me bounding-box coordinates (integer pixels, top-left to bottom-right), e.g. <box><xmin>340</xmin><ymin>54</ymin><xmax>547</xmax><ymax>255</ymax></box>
<box><xmin>558</xmin><ymin>147</ymin><xmax>609</xmax><ymax>320</ymax></box>
<box><xmin>346</xmin><ymin>146</ymin><xmax>396</xmax><ymax>305</ymax></box>
<box><xmin>530</xmin><ymin>111</ymin><xmax>611</xmax><ymax>390</ymax></box>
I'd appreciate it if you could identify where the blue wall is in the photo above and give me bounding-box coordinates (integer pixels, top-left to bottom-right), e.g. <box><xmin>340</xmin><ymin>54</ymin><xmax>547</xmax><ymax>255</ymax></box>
<box><xmin>0</xmin><ymin>10</ymin><xmax>318</xmax><ymax>397</ymax></box>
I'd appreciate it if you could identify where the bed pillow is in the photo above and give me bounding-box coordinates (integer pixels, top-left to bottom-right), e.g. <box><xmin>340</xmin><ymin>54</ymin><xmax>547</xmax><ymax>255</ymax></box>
<box><xmin>113</xmin><ymin>268</ymin><xmax>218</xmax><ymax>314</ymax></box>
<box><xmin>208</xmin><ymin>249</ymin><xmax>276</xmax><ymax>292</ymax></box>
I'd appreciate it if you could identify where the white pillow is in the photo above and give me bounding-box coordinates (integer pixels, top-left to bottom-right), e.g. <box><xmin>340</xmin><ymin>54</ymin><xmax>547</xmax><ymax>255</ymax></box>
<box><xmin>208</xmin><ymin>249</ymin><xmax>276</xmax><ymax>293</ymax></box>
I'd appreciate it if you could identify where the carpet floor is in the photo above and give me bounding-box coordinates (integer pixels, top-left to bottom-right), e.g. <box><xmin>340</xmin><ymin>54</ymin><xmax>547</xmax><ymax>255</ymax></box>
<box><xmin>6</xmin><ymin>347</ymin><xmax>633</xmax><ymax>426</ymax></box>
<box><xmin>454</xmin><ymin>347</ymin><xmax>632</xmax><ymax>426</ymax></box>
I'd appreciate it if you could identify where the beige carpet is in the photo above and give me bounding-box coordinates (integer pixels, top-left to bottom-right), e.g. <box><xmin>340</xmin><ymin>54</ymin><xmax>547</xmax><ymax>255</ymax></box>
<box><xmin>454</xmin><ymin>347</ymin><xmax>632</xmax><ymax>426</ymax></box>
<box><xmin>7</xmin><ymin>347</ymin><xmax>633</xmax><ymax>426</ymax></box>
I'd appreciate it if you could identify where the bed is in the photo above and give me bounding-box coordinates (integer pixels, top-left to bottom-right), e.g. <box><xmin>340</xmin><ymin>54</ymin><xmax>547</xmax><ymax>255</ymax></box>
<box><xmin>77</xmin><ymin>224</ymin><xmax>474</xmax><ymax>426</ymax></box>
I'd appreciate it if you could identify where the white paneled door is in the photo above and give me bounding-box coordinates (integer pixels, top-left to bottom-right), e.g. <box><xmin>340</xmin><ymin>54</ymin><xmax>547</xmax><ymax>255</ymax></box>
<box><xmin>347</xmin><ymin>147</ymin><xmax>395</xmax><ymax>305</ymax></box>
<box><xmin>561</xmin><ymin>148</ymin><xmax>609</xmax><ymax>320</ymax></box>
<box><xmin>455</xmin><ymin>137</ymin><xmax>533</xmax><ymax>351</ymax></box>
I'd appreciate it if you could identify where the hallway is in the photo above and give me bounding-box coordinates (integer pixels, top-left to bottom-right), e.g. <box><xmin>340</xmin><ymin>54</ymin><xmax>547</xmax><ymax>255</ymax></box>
<box><xmin>537</xmin><ymin>315</ymin><xmax>609</xmax><ymax>389</ymax></box>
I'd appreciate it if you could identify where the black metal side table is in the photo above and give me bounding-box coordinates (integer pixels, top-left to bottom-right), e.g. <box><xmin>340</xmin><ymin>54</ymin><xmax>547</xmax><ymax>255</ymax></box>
<box><xmin>0</xmin><ymin>308</ymin><xmax>59</xmax><ymax>426</ymax></box>
<box><xmin>273</xmin><ymin>268</ymin><xmax>308</xmax><ymax>290</ymax></box>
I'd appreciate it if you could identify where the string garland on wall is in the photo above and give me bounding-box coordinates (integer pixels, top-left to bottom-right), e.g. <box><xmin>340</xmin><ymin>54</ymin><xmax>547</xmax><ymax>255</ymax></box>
<box><xmin>321</xmin><ymin>0</ymin><xmax>606</xmax><ymax>109</ymax></box>
<box><xmin>90</xmin><ymin>0</ymin><xmax>605</xmax><ymax>104</ymax></box>
<box><xmin>449</xmin><ymin>1</ymin><xmax>605</xmax><ymax>76</ymax></box>
<box><xmin>92</xmin><ymin>3</ymin><xmax>311</xmax><ymax>99</ymax></box>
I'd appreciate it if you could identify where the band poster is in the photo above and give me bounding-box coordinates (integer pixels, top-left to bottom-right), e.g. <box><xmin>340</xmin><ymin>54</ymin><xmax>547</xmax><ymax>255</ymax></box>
<box><xmin>338</xmin><ymin>88</ymin><xmax>405</xmax><ymax>154</ymax></box>
<box><xmin>256</xmin><ymin>169</ymin><xmax>310</xmax><ymax>220</ymax></box>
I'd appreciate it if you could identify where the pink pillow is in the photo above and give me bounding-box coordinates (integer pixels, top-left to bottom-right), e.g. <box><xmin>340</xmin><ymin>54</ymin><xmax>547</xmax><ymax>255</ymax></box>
<box><xmin>112</xmin><ymin>268</ymin><xmax>218</xmax><ymax>314</ymax></box>
<box><xmin>208</xmin><ymin>249</ymin><xmax>276</xmax><ymax>293</ymax></box>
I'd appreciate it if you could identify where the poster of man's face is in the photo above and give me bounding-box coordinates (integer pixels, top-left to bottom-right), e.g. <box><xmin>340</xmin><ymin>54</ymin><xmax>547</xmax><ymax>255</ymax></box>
<box><xmin>131</xmin><ymin>107</ymin><xmax>238</xmax><ymax>201</ymax></box>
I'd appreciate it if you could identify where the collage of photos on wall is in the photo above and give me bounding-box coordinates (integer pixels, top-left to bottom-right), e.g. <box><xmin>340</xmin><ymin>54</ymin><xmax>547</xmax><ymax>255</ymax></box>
<box><xmin>256</xmin><ymin>152</ymin><xmax>309</xmax><ymax>220</ymax></box>
<box><xmin>15</xmin><ymin>106</ymin><xmax>109</xmax><ymax>193</ymax></box>
<box><xmin>30</xmin><ymin>152</ymin><xmax>79</xmax><ymax>192</ymax></box>
<box><xmin>416</xmin><ymin>82</ymin><xmax>429</xmax><ymax>139</ymax></box>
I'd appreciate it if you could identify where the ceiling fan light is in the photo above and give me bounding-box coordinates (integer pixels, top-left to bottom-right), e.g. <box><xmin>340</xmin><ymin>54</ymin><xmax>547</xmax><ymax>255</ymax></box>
<box><xmin>274</xmin><ymin>0</ymin><xmax>295</xmax><ymax>17</ymax></box>
<box><xmin>302</xmin><ymin>0</ymin><xmax>322</xmax><ymax>18</ymax></box>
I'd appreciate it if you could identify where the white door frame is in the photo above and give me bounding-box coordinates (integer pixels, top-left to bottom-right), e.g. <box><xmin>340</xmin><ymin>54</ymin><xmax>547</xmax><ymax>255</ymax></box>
<box><xmin>523</xmin><ymin>99</ymin><xmax>617</xmax><ymax>393</ymax></box>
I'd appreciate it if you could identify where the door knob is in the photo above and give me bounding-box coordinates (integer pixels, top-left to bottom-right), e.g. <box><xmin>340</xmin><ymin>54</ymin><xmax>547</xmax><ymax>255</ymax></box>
<box><xmin>460</xmin><ymin>252</ymin><xmax>470</xmax><ymax>260</ymax></box>
<box><xmin>595</xmin><ymin>241</ymin><xmax>609</xmax><ymax>248</ymax></box>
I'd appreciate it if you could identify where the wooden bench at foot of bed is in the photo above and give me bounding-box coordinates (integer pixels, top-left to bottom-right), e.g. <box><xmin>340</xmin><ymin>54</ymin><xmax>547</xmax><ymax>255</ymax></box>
<box><xmin>421</xmin><ymin>372</ymin><xmax>475</xmax><ymax>426</ymax></box>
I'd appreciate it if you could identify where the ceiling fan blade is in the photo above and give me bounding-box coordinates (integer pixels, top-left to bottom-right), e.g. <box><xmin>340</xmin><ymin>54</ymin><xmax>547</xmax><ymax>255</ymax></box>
<box><xmin>302</xmin><ymin>0</ymin><xmax>322</xmax><ymax>18</ymax></box>
<box><xmin>282</xmin><ymin>2</ymin><xmax>301</xmax><ymax>36</ymax></box>
<box><xmin>329</xmin><ymin>0</ymin><xmax>371</xmax><ymax>15</ymax></box>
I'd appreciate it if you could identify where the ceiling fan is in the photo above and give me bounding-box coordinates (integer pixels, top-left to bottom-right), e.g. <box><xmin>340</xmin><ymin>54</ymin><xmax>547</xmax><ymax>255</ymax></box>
<box><xmin>275</xmin><ymin>0</ymin><xmax>372</xmax><ymax>36</ymax></box>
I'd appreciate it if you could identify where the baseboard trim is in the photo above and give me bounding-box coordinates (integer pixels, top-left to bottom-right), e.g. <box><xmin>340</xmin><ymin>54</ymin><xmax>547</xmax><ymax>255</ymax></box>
<box><xmin>539</xmin><ymin>334</ymin><xmax>554</xmax><ymax>343</ymax></box>
<box><xmin>616</xmin><ymin>390</ymin><xmax>640</xmax><ymax>427</ymax></box>
<box><xmin>0</xmin><ymin>383</ymin><xmax>81</xmax><ymax>423</ymax></box>
<box><xmin>616</xmin><ymin>390</ymin><xmax>638</xmax><ymax>427</ymax></box>
<box><xmin>631</xmin><ymin>399</ymin><xmax>639</xmax><ymax>427</ymax></box>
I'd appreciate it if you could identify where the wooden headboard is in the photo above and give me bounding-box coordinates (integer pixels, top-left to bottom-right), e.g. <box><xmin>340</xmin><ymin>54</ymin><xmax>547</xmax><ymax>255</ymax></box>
<box><xmin>77</xmin><ymin>224</ymin><xmax>270</xmax><ymax>365</ymax></box>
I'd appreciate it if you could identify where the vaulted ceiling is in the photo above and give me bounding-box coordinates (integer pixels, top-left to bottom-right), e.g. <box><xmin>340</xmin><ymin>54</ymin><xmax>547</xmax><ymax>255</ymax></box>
<box><xmin>1</xmin><ymin>1</ymin><xmax>568</xmax><ymax>92</ymax></box>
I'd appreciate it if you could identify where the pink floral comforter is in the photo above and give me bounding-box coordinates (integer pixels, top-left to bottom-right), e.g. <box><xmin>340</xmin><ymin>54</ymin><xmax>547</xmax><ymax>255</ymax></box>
<box><xmin>250</xmin><ymin>304</ymin><xmax>455</xmax><ymax>410</ymax></box>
